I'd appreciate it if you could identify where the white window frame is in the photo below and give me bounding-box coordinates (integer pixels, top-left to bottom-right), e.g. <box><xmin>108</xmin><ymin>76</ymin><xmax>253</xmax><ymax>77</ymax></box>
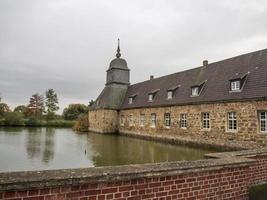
<box><xmin>202</xmin><ymin>112</ymin><xmax>210</xmax><ymax>129</ymax></box>
<box><xmin>164</xmin><ymin>113</ymin><xmax>171</xmax><ymax>128</ymax></box>
<box><xmin>128</xmin><ymin>97</ymin><xmax>133</xmax><ymax>104</ymax></box>
<box><xmin>139</xmin><ymin>114</ymin><xmax>145</xmax><ymax>127</ymax></box>
<box><xmin>150</xmin><ymin>113</ymin><xmax>156</xmax><ymax>128</ymax></box>
<box><xmin>227</xmin><ymin>112</ymin><xmax>237</xmax><ymax>132</ymax></box>
<box><xmin>191</xmin><ymin>87</ymin><xmax>199</xmax><ymax>96</ymax></box>
<box><xmin>148</xmin><ymin>94</ymin><xmax>153</xmax><ymax>102</ymax></box>
<box><xmin>231</xmin><ymin>80</ymin><xmax>240</xmax><ymax>91</ymax></box>
<box><xmin>260</xmin><ymin>111</ymin><xmax>267</xmax><ymax>133</ymax></box>
<box><xmin>167</xmin><ymin>91</ymin><xmax>173</xmax><ymax>99</ymax></box>
<box><xmin>180</xmin><ymin>114</ymin><xmax>187</xmax><ymax>129</ymax></box>
<box><xmin>129</xmin><ymin>114</ymin><xmax>134</xmax><ymax>127</ymax></box>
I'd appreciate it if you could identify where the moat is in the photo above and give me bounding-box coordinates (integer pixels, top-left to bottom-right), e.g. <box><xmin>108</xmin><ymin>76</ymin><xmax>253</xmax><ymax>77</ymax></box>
<box><xmin>0</xmin><ymin>127</ymin><xmax>216</xmax><ymax>172</ymax></box>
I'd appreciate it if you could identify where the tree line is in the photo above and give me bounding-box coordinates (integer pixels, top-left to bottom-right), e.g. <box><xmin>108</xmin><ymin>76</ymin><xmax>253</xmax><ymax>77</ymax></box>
<box><xmin>0</xmin><ymin>89</ymin><xmax>92</xmax><ymax>127</ymax></box>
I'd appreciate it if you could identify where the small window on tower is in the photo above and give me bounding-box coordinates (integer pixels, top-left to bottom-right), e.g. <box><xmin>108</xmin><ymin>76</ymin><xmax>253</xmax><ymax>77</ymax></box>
<box><xmin>129</xmin><ymin>97</ymin><xmax>133</xmax><ymax>104</ymax></box>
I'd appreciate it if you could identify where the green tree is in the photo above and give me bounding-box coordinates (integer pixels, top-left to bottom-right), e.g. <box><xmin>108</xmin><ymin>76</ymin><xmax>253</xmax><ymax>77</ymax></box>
<box><xmin>63</xmin><ymin>104</ymin><xmax>88</xmax><ymax>120</ymax></box>
<box><xmin>26</xmin><ymin>93</ymin><xmax>45</xmax><ymax>119</ymax></box>
<box><xmin>0</xmin><ymin>103</ymin><xmax>11</xmax><ymax>118</ymax></box>
<box><xmin>45</xmin><ymin>89</ymin><xmax>59</xmax><ymax>120</ymax></box>
<box><xmin>4</xmin><ymin>112</ymin><xmax>24</xmax><ymax>126</ymax></box>
<box><xmin>14</xmin><ymin>105</ymin><xmax>27</xmax><ymax>116</ymax></box>
<box><xmin>89</xmin><ymin>100</ymin><xmax>95</xmax><ymax>107</ymax></box>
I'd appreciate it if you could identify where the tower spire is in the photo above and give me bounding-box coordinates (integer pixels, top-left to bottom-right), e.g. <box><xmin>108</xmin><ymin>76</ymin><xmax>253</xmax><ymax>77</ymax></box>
<box><xmin>116</xmin><ymin>38</ymin><xmax>121</xmax><ymax>58</ymax></box>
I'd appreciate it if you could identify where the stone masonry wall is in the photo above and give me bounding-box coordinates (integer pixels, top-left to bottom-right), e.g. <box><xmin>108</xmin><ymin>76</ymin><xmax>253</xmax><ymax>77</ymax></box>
<box><xmin>119</xmin><ymin>100</ymin><xmax>267</xmax><ymax>149</ymax></box>
<box><xmin>88</xmin><ymin>109</ymin><xmax>118</xmax><ymax>134</ymax></box>
<box><xmin>1</xmin><ymin>149</ymin><xmax>267</xmax><ymax>200</ymax></box>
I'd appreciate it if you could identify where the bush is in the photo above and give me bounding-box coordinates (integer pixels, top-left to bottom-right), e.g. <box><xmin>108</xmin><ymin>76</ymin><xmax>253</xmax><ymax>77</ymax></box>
<box><xmin>249</xmin><ymin>183</ymin><xmax>267</xmax><ymax>200</ymax></box>
<box><xmin>25</xmin><ymin>117</ymin><xmax>44</xmax><ymax>126</ymax></box>
<box><xmin>0</xmin><ymin>118</ymin><xmax>5</xmax><ymax>126</ymax></box>
<box><xmin>46</xmin><ymin>120</ymin><xmax>75</xmax><ymax>127</ymax></box>
<box><xmin>4</xmin><ymin>112</ymin><xmax>24</xmax><ymax>126</ymax></box>
<box><xmin>73</xmin><ymin>115</ymin><xmax>88</xmax><ymax>132</ymax></box>
<box><xmin>63</xmin><ymin>104</ymin><xmax>88</xmax><ymax>120</ymax></box>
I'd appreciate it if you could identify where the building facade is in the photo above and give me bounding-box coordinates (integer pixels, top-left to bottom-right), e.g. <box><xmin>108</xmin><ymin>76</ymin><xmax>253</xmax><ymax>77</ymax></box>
<box><xmin>89</xmin><ymin>45</ymin><xmax>267</xmax><ymax>148</ymax></box>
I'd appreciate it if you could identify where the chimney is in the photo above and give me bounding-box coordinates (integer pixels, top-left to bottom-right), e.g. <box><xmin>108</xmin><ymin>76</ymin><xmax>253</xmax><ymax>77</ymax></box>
<box><xmin>150</xmin><ymin>75</ymin><xmax>154</xmax><ymax>80</ymax></box>
<box><xmin>203</xmin><ymin>60</ymin><xmax>208</xmax><ymax>67</ymax></box>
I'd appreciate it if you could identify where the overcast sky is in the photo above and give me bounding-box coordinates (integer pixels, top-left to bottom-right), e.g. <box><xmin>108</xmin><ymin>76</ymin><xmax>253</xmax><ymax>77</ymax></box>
<box><xmin>1</xmin><ymin>0</ymin><xmax>267</xmax><ymax>113</ymax></box>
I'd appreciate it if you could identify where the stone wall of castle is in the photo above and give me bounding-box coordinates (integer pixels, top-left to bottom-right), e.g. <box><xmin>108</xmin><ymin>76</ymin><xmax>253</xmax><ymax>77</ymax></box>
<box><xmin>118</xmin><ymin>100</ymin><xmax>267</xmax><ymax>149</ymax></box>
<box><xmin>88</xmin><ymin>109</ymin><xmax>118</xmax><ymax>133</ymax></box>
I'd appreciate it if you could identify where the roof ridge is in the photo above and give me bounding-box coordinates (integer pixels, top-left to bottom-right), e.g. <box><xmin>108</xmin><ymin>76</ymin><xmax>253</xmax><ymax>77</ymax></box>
<box><xmin>129</xmin><ymin>48</ymin><xmax>267</xmax><ymax>87</ymax></box>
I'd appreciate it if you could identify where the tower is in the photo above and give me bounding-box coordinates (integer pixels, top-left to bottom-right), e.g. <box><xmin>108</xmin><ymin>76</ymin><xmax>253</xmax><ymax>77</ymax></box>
<box><xmin>88</xmin><ymin>39</ymin><xmax>130</xmax><ymax>133</ymax></box>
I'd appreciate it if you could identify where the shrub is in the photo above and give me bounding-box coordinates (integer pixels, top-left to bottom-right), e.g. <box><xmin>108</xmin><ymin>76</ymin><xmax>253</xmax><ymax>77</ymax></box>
<box><xmin>25</xmin><ymin>117</ymin><xmax>44</xmax><ymax>126</ymax></box>
<box><xmin>63</xmin><ymin>104</ymin><xmax>88</xmax><ymax>120</ymax></box>
<box><xmin>46</xmin><ymin>120</ymin><xmax>75</xmax><ymax>127</ymax></box>
<box><xmin>249</xmin><ymin>183</ymin><xmax>267</xmax><ymax>200</ymax></box>
<box><xmin>4</xmin><ymin>112</ymin><xmax>24</xmax><ymax>126</ymax></box>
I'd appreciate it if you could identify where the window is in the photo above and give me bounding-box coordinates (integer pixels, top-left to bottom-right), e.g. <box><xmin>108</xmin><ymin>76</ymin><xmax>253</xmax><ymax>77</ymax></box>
<box><xmin>228</xmin><ymin>112</ymin><xmax>237</xmax><ymax>131</ymax></box>
<box><xmin>202</xmin><ymin>112</ymin><xmax>210</xmax><ymax>129</ymax></box>
<box><xmin>167</xmin><ymin>91</ymin><xmax>173</xmax><ymax>99</ymax></box>
<box><xmin>151</xmin><ymin>113</ymin><xmax>156</xmax><ymax>128</ymax></box>
<box><xmin>128</xmin><ymin>97</ymin><xmax>133</xmax><ymax>104</ymax></box>
<box><xmin>129</xmin><ymin>115</ymin><xmax>133</xmax><ymax>127</ymax></box>
<box><xmin>164</xmin><ymin>113</ymin><xmax>171</xmax><ymax>127</ymax></box>
<box><xmin>140</xmin><ymin>114</ymin><xmax>145</xmax><ymax>127</ymax></box>
<box><xmin>120</xmin><ymin>115</ymin><xmax>125</xmax><ymax>126</ymax></box>
<box><xmin>180</xmin><ymin>114</ymin><xmax>187</xmax><ymax>128</ymax></box>
<box><xmin>231</xmin><ymin>80</ymin><xmax>240</xmax><ymax>91</ymax></box>
<box><xmin>260</xmin><ymin>111</ymin><xmax>267</xmax><ymax>133</ymax></box>
<box><xmin>148</xmin><ymin>94</ymin><xmax>153</xmax><ymax>101</ymax></box>
<box><xmin>191</xmin><ymin>87</ymin><xmax>199</xmax><ymax>96</ymax></box>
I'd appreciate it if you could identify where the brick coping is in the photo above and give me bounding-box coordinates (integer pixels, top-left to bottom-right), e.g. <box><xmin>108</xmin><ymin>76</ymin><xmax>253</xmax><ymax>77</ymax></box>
<box><xmin>2</xmin><ymin>148</ymin><xmax>267</xmax><ymax>192</ymax></box>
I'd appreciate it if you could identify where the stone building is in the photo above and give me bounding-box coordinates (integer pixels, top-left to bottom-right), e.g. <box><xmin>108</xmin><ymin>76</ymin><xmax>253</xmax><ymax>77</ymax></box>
<box><xmin>89</xmin><ymin>43</ymin><xmax>267</xmax><ymax>148</ymax></box>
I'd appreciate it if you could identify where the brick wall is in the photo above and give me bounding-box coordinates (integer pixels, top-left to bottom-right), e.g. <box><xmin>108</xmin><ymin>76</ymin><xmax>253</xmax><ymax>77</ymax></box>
<box><xmin>1</xmin><ymin>150</ymin><xmax>267</xmax><ymax>200</ymax></box>
<box><xmin>119</xmin><ymin>100</ymin><xmax>267</xmax><ymax>149</ymax></box>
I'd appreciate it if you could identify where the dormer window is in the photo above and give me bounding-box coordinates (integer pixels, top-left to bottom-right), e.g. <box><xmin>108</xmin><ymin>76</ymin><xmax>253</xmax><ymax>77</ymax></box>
<box><xmin>191</xmin><ymin>87</ymin><xmax>199</xmax><ymax>96</ymax></box>
<box><xmin>128</xmin><ymin>94</ymin><xmax>138</xmax><ymax>104</ymax></box>
<box><xmin>229</xmin><ymin>72</ymin><xmax>249</xmax><ymax>92</ymax></box>
<box><xmin>167</xmin><ymin>85</ymin><xmax>180</xmax><ymax>100</ymax></box>
<box><xmin>167</xmin><ymin>91</ymin><xmax>173</xmax><ymax>99</ymax></box>
<box><xmin>231</xmin><ymin>80</ymin><xmax>240</xmax><ymax>91</ymax></box>
<box><xmin>148</xmin><ymin>94</ymin><xmax>154</xmax><ymax>101</ymax></box>
<box><xmin>191</xmin><ymin>80</ymin><xmax>207</xmax><ymax>97</ymax></box>
<box><xmin>148</xmin><ymin>89</ymin><xmax>159</xmax><ymax>102</ymax></box>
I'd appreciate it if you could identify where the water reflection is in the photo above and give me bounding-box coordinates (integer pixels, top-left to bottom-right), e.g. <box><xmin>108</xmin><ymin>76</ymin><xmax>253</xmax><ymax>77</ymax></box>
<box><xmin>42</xmin><ymin>128</ymin><xmax>55</xmax><ymax>164</ymax></box>
<box><xmin>0</xmin><ymin>127</ymin><xmax>216</xmax><ymax>172</ymax></box>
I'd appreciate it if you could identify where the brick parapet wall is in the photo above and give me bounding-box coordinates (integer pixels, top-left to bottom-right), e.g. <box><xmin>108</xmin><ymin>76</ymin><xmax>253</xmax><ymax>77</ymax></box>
<box><xmin>1</xmin><ymin>149</ymin><xmax>267</xmax><ymax>200</ymax></box>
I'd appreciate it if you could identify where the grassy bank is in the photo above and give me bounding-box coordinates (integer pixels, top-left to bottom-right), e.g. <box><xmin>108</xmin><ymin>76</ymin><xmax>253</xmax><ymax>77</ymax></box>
<box><xmin>0</xmin><ymin>118</ymin><xmax>75</xmax><ymax>128</ymax></box>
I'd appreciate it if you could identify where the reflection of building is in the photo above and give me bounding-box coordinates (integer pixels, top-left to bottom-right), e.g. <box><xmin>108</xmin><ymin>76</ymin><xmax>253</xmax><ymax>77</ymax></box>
<box><xmin>89</xmin><ymin>43</ymin><xmax>267</xmax><ymax>148</ymax></box>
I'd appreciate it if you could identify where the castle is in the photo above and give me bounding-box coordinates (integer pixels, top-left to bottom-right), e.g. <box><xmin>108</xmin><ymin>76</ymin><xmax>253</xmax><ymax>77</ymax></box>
<box><xmin>88</xmin><ymin>41</ymin><xmax>267</xmax><ymax>149</ymax></box>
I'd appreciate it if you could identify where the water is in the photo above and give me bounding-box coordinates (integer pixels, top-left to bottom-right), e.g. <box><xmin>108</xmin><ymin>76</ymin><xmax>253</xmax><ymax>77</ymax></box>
<box><xmin>0</xmin><ymin>127</ymin><xmax>215</xmax><ymax>172</ymax></box>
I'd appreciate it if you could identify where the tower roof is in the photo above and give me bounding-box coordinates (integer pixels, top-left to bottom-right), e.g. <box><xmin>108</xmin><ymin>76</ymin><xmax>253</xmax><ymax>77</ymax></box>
<box><xmin>108</xmin><ymin>39</ymin><xmax>128</xmax><ymax>70</ymax></box>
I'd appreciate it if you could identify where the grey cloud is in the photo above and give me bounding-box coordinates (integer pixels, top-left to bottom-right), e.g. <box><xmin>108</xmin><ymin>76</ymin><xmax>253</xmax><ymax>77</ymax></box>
<box><xmin>1</xmin><ymin>0</ymin><xmax>267</xmax><ymax>112</ymax></box>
